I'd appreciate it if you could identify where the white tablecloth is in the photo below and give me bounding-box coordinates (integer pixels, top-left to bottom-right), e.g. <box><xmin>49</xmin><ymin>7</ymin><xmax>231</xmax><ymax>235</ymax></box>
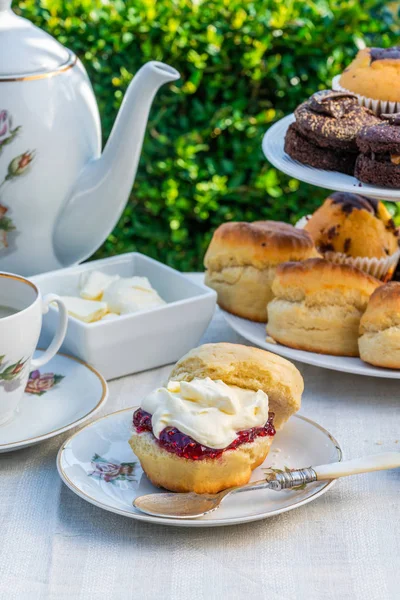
<box><xmin>1</xmin><ymin>274</ymin><xmax>399</xmax><ymax>600</ymax></box>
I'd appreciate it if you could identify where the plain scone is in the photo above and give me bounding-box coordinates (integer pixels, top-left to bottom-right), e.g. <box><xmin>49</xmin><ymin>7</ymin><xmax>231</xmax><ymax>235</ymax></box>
<box><xmin>204</xmin><ymin>221</ymin><xmax>319</xmax><ymax>322</ymax></box>
<box><xmin>267</xmin><ymin>258</ymin><xmax>381</xmax><ymax>357</ymax></box>
<box><xmin>129</xmin><ymin>343</ymin><xmax>303</xmax><ymax>493</ymax></box>
<box><xmin>359</xmin><ymin>282</ymin><xmax>400</xmax><ymax>368</ymax></box>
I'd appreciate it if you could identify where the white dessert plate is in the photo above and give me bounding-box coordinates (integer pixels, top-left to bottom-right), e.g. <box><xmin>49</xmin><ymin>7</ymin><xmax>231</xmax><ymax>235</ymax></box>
<box><xmin>222</xmin><ymin>310</ymin><xmax>400</xmax><ymax>379</ymax></box>
<box><xmin>0</xmin><ymin>350</ymin><xmax>108</xmax><ymax>453</ymax></box>
<box><xmin>262</xmin><ymin>114</ymin><xmax>400</xmax><ymax>202</ymax></box>
<box><xmin>57</xmin><ymin>407</ymin><xmax>342</xmax><ymax>527</ymax></box>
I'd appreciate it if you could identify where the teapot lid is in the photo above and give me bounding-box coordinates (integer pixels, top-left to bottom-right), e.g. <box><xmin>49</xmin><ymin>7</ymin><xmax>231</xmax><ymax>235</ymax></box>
<box><xmin>0</xmin><ymin>1</ymin><xmax>74</xmax><ymax>79</ymax></box>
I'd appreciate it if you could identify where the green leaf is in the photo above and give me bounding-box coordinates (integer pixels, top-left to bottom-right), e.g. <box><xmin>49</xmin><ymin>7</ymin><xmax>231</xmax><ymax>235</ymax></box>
<box><xmin>0</xmin><ymin>217</ymin><xmax>16</xmax><ymax>232</ymax></box>
<box><xmin>292</xmin><ymin>483</ymin><xmax>308</xmax><ymax>491</ymax></box>
<box><xmin>0</xmin><ymin>126</ymin><xmax>21</xmax><ymax>155</ymax></box>
<box><xmin>1</xmin><ymin>363</ymin><xmax>18</xmax><ymax>375</ymax></box>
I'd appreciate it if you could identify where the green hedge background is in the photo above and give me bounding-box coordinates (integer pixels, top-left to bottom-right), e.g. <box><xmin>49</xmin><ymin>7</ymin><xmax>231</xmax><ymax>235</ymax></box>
<box><xmin>19</xmin><ymin>0</ymin><xmax>400</xmax><ymax>270</ymax></box>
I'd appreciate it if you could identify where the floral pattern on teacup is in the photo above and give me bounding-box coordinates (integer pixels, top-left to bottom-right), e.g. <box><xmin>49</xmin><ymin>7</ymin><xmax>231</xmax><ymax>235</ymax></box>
<box><xmin>0</xmin><ymin>355</ymin><xmax>28</xmax><ymax>392</ymax></box>
<box><xmin>0</xmin><ymin>110</ymin><xmax>36</xmax><ymax>251</ymax></box>
<box><xmin>89</xmin><ymin>454</ymin><xmax>137</xmax><ymax>483</ymax></box>
<box><xmin>25</xmin><ymin>370</ymin><xmax>64</xmax><ymax>396</ymax></box>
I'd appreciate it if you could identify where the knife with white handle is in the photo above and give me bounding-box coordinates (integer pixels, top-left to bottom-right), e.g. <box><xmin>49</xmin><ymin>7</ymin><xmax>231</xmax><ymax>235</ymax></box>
<box><xmin>265</xmin><ymin>452</ymin><xmax>400</xmax><ymax>489</ymax></box>
<box><xmin>312</xmin><ymin>452</ymin><xmax>400</xmax><ymax>480</ymax></box>
<box><xmin>133</xmin><ymin>453</ymin><xmax>400</xmax><ymax>519</ymax></box>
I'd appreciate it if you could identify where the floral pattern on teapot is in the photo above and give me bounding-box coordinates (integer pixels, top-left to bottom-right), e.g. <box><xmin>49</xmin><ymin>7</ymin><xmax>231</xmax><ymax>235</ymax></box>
<box><xmin>0</xmin><ymin>110</ymin><xmax>36</xmax><ymax>251</ymax></box>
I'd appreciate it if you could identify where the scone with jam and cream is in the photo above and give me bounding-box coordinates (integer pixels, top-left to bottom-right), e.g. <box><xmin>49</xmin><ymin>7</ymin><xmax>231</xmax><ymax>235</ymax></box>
<box><xmin>129</xmin><ymin>343</ymin><xmax>303</xmax><ymax>493</ymax></box>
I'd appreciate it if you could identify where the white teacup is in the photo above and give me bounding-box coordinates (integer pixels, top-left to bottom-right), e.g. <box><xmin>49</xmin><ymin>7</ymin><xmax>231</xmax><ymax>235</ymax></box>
<box><xmin>0</xmin><ymin>272</ymin><xmax>68</xmax><ymax>425</ymax></box>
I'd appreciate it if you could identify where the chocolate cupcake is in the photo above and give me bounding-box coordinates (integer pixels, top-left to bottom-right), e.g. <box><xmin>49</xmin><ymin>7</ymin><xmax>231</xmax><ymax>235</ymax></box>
<box><xmin>355</xmin><ymin>113</ymin><xmax>400</xmax><ymax>188</ymax></box>
<box><xmin>284</xmin><ymin>90</ymin><xmax>380</xmax><ymax>174</ymax></box>
<box><xmin>333</xmin><ymin>47</ymin><xmax>400</xmax><ymax>114</ymax></box>
<box><xmin>303</xmin><ymin>191</ymin><xmax>400</xmax><ymax>280</ymax></box>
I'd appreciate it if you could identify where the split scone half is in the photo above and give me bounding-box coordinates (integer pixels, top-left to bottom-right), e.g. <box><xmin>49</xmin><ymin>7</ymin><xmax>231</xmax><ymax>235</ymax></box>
<box><xmin>359</xmin><ymin>282</ymin><xmax>400</xmax><ymax>368</ymax></box>
<box><xmin>129</xmin><ymin>343</ymin><xmax>303</xmax><ymax>494</ymax></box>
<box><xmin>267</xmin><ymin>258</ymin><xmax>381</xmax><ymax>357</ymax></box>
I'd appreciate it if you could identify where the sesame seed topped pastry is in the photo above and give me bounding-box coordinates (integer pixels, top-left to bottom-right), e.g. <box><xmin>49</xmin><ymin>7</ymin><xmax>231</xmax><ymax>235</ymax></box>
<box><xmin>355</xmin><ymin>113</ymin><xmax>400</xmax><ymax>189</ymax></box>
<box><xmin>284</xmin><ymin>90</ymin><xmax>379</xmax><ymax>174</ymax></box>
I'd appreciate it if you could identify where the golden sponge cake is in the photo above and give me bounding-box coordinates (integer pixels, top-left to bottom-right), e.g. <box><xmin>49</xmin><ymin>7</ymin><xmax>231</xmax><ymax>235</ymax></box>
<box><xmin>339</xmin><ymin>47</ymin><xmax>400</xmax><ymax>104</ymax></box>
<box><xmin>267</xmin><ymin>258</ymin><xmax>381</xmax><ymax>356</ymax></box>
<box><xmin>304</xmin><ymin>192</ymin><xmax>399</xmax><ymax>260</ymax></box>
<box><xmin>359</xmin><ymin>282</ymin><xmax>400</xmax><ymax>368</ymax></box>
<box><xmin>204</xmin><ymin>221</ymin><xmax>319</xmax><ymax>322</ymax></box>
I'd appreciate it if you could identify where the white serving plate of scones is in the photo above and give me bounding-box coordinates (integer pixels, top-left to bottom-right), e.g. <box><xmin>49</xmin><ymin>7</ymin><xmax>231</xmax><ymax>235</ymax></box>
<box><xmin>222</xmin><ymin>310</ymin><xmax>400</xmax><ymax>379</ymax></box>
<box><xmin>57</xmin><ymin>343</ymin><xmax>342</xmax><ymax>527</ymax></box>
<box><xmin>204</xmin><ymin>193</ymin><xmax>400</xmax><ymax>377</ymax></box>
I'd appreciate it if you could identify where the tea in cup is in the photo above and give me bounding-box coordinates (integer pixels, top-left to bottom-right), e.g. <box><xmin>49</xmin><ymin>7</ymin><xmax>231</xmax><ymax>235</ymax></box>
<box><xmin>0</xmin><ymin>272</ymin><xmax>68</xmax><ymax>425</ymax></box>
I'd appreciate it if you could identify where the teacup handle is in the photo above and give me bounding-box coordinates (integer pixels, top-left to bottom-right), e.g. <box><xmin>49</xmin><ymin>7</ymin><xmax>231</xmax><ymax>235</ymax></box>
<box><xmin>30</xmin><ymin>294</ymin><xmax>68</xmax><ymax>369</ymax></box>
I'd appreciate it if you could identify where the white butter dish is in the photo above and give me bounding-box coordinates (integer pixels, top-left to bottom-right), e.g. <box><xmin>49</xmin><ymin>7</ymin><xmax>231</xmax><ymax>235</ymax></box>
<box><xmin>31</xmin><ymin>253</ymin><xmax>216</xmax><ymax>379</ymax></box>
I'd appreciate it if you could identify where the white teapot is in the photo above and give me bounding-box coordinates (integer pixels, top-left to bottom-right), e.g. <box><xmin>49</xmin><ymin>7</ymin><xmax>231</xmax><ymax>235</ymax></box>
<box><xmin>0</xmin><ymin>0</ymin><xmax>179</xmax><ymax>275</ymax></box>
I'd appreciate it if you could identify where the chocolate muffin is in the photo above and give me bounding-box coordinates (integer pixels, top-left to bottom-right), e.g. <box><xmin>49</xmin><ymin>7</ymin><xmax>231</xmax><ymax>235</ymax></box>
<box><xmin>284</xmin><ymin>90</ymin><xmax>380</xmax><ymax>174</ymax></box>
<box><xmin>355</xmin><ymin>113</ymin><xmax>400</xmax><ymax>188</ymax></box>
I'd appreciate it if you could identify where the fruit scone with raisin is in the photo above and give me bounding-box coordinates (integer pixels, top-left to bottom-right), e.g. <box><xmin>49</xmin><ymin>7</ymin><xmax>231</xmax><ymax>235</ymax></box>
<box><xmin>129</xmin><ymin>343</ymin><xmax>303</xmax><ymax>494</ymax></box>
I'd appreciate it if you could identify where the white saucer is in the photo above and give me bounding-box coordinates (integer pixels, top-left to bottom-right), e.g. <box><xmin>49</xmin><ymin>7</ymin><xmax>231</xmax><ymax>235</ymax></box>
<box><xmin>262</xmin><ymin>114</ymin><xmax>400</xmax><ymax>202</ymax></box>
<box><xmin>0</xmin><ymin>350</ymin><xmax>108</xmax><ymax>452</ymax></box>
<box><xmin>57</xmin><ymin>408</ymin><xmax>342</xmax><ymax>527</ymax></box>
<box><xmin>222</xmin><ymin>310</ymin><xmax>400</xmax><ymax>379</ymax></box>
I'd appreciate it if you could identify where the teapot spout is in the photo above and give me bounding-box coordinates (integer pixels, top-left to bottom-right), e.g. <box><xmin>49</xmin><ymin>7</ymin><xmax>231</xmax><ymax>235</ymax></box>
<box><xmin>53</xmin><ymin>61</ymin><xmax>180</xmax><ymax>266</ymax></box>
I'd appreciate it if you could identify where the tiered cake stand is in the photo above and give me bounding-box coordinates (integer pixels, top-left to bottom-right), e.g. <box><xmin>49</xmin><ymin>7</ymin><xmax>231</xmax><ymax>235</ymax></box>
<box><xmin>262</xmin><ymin>114</ymin><xmax>400</xmax><ymax>202</ymax></box>
<box><xmin>221</xmin><ymin>114</ymin><xmax>400</xmax><ymax>378</ymax></box>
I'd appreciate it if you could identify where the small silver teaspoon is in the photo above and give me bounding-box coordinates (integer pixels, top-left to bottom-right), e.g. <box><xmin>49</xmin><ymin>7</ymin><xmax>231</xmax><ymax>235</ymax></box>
<box><xmin>133</xmin><ymin>452</ymin><xmax>400</xmax><ymax>519</ymax></box>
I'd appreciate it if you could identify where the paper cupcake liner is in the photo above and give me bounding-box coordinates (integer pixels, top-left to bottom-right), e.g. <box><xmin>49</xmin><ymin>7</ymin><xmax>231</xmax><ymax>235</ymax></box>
<box><xmin>295</xmin><ymin>215</ymin><xmax>311</xmax><ymax>229</ymax></box>
<box><xmin>295</xmin><ymin>215</ymin><xmax>399</xmax><ymax>279</ymax></box>
<box><xmin>323</xmin><ymin>249</ymin><xmax>400</xmax><ymax>281</ymax></box>
<box><xmin>332</xmin><ymin>75</ymin><xmax>400</xmax><ymax>116</ymax></box>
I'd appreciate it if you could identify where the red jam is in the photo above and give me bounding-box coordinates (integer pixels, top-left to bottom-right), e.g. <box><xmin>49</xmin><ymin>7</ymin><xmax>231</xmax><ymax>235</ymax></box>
<box><xmin>132</xmin><ymin>408</ymin><xmax>276</xmax><ymax>461</ymax></box>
